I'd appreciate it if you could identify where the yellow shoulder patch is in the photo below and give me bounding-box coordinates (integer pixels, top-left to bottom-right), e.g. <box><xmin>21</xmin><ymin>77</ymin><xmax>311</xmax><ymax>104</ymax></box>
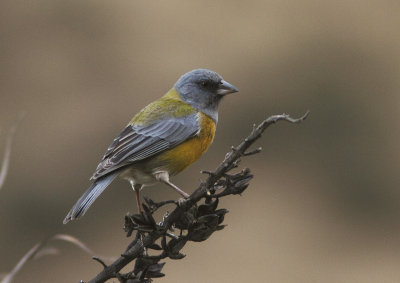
<box><xmin>130</xmin><ymin>88</ymin><xmax>196</xmax><ymax>126</ymax></box>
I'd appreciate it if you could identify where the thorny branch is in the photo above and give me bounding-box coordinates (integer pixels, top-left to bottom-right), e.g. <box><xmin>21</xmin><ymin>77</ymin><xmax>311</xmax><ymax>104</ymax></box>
<box><xmin>85</xmin><ymin>112</ymin><xmax>309</xmax><ymax>283</ymax></box>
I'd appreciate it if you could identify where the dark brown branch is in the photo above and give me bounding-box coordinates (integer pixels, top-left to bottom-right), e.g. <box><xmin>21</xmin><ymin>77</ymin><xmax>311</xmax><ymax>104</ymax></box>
<box><xmin>86</xmin><ymin>111</ymin><xmax>309</xmax><ymax>283</ymax></box>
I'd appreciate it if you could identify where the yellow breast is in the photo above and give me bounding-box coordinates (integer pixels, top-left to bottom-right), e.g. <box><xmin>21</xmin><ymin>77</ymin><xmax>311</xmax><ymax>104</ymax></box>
<box><xmin>157</xmin><ymin>112</ymin><xmax>216</xmax><ymax>175</ymax></box>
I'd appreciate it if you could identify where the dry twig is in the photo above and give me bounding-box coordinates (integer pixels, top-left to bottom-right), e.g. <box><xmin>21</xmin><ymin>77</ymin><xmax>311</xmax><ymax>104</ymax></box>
<box><xmin>0</xmin><ymin>113</ymin><xmax>25</xmax><ymax>191</ymax></box>
<box><xmin>1</xmin><ymin>234</ymin><xmax>114</xmax><ymax>283</ymax></box>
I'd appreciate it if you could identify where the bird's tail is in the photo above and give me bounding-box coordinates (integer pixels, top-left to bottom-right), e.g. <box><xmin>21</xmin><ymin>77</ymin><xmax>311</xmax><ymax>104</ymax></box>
<box><xmin>63</xmin><ymin>172</ymin><xmax>119</xmax><ymax>224</ymax></box>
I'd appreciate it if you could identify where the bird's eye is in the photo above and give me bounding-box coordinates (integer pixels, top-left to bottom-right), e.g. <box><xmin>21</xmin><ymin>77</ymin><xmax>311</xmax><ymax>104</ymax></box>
<box><xmin>200</xmin><ymin>81</ymin><xmax>208</xmax><ymax>87</ymax></box>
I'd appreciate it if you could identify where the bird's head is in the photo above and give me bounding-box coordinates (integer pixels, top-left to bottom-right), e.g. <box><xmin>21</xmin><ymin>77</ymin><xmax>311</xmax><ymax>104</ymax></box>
<box><xmin>174</xmin><ymin>69</ymin><xmax>238</xmax><ymax>122</ymax></box>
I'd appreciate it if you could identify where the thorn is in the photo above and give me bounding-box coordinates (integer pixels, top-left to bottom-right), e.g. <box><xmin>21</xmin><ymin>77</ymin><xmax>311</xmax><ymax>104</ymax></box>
<box><xmin>201</xmin><ymin>170</ymin><xmax>214</xmax><ymax>176</ymax></box>
<box><xmin>243</xmin><ymin>147</ymin><xmax>262</xmax><ymax>156</ymax></box>
<box><xmin>92</xmin><ymin>256</ymin><xmax>108</xmax><ymax>269</ymax></box>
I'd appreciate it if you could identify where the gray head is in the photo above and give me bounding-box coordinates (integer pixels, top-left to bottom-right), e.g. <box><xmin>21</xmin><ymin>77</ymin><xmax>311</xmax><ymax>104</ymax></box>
<box><xmin>174</xmin><ymin>69</ymin><xmax>238</xmax><ymax>122</ymax></box>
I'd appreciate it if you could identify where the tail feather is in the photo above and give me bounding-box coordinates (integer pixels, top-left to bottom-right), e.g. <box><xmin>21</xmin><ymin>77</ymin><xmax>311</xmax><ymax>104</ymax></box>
<box><xmin>63</xmin><ymin>172</ymin><xmax>118</xmax><ymax>224</ymax></box>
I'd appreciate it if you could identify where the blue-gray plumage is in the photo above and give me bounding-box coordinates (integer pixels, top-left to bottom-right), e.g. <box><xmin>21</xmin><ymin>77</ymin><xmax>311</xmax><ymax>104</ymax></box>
<box><xmin>175</xmin><ymin>69</ymin><xmax>238</xmax><ymax>122</ymax></box>
<box><xmin>64</xmin><ymin>172</ymin><xmax>118</xmax><ymax>222</ymax></box>
<box><xmin>92</xmin><ymin>115</ymin><xmax>200</xmax><ymax>179</ymax></box>
<box><xmin>63</xmin><ymin>69</ymin><xmax>238</xmax><ymax>224</ymax></box>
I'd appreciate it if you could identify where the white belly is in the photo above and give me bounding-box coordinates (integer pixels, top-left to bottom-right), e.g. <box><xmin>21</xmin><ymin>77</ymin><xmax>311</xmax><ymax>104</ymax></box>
<box><xmin>119</xmin><ymin>166</ymin><xmax>157</xmax><ymax>186</ymax></box>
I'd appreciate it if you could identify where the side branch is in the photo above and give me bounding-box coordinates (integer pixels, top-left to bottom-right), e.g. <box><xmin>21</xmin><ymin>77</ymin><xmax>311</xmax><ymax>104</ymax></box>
<box><xmin>87</xmin><ymin>111</ymin><xmax>309</xmax><ymax>283</ymax></box>
<box><xmin>204</xmin><ymin>111</ymin><xmax>309</xmax><ymax>188</ymax></box>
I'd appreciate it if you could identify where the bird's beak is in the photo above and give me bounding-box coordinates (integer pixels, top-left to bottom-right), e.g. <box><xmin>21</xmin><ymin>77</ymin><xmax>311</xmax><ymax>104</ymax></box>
<box><xmin>217</xmin><ymin>80</ymin><xmax>239</xmax><ymax>96</ymax></box>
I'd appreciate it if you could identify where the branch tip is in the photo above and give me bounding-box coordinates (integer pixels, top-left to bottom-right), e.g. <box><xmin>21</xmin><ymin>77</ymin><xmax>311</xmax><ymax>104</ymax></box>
<box><xmin>283</xmin><ymin>110</ymin><xmax>310</xmax><ymax>124</ymax></box>
<box><xmin>92</xmin><ymin>257</ymin><xmax>108</xmax><ymax>269</ymax></box>
<box><xmin>200</xmin><ymin>170</ymin><xmax>214</xmax><ymax>176</ymax></box>
<box><xmin>243</xmin><ymin>147</ymin><xmax>262</xmax><ymax>156</ymax></box>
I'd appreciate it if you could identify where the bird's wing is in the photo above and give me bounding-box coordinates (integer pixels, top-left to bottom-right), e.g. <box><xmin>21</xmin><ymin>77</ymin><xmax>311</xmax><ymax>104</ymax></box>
<box><xmin>91</xmin><ymin>113</ymin><xmax>200</xmax><ymax>179</ymax></box>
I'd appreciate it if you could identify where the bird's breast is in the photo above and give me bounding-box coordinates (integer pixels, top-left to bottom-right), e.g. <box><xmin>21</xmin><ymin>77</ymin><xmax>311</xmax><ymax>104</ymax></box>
<box><xmin>156</xmin><ymin>112</ymin><xmax>216</xmax><ymax>175</ymax></box>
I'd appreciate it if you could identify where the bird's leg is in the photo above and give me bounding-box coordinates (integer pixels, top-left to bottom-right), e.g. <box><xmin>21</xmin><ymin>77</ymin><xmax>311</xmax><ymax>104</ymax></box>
<box><xmin>154</xmin><ymin>172</ymin><xmax>190</xmax><ymax>198</ymax></box>
<box><xmin>135</xmin><ymin>186</ymin><xmax>142</xmax><ymax>213</ymax></box>
<box><xmin>130</xmin><ymin>181</ymin><xmax>143</xmax><ymax>213</ymax></box>
<box><xmin>129</xmin><ymin>182</ymin><xmax>147</xmax><ymax>256</ymax></box>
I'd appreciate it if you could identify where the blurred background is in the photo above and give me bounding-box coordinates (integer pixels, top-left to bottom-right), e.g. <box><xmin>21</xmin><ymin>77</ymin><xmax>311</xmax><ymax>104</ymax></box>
<box><xmin>1</xmin><ymin>0</ymin><xmax>400</xmax><ymax>282</ymax></box>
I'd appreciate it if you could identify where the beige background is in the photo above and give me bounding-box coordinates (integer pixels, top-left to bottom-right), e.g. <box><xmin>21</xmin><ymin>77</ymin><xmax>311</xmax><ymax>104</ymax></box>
<box><xmin>1</xmin><ymin>1</ymin><xmax>400</xmax><ymax>282</ymax></box>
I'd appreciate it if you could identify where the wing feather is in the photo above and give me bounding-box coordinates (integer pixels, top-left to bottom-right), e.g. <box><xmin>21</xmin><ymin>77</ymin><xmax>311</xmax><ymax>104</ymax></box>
<box><xmin>91</xmin><ymin>114</ymin><xmax>199</xmax><ymax>179</ymax></box>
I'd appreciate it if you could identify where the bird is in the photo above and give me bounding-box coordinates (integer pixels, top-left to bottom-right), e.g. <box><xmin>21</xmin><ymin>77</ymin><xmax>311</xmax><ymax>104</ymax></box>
<box><xmin>63</xmin><ymin>69</ymin><xmax>238</xmax><ymax>224</ymax></box>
